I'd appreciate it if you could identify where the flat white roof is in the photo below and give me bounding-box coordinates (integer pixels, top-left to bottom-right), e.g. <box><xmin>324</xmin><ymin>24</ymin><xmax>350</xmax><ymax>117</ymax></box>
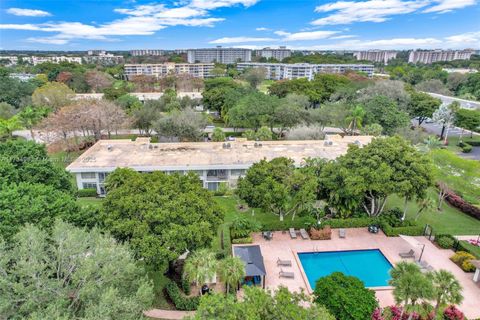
<box><xmin>66</xmin><ymin>135</ymin><xmax>373</xmax><ymax>173</ymax></box>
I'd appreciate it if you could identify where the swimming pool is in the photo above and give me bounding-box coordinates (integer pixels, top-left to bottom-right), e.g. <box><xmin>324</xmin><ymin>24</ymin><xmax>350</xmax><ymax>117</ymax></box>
<box><xmin>298</xmin><ymin>249</ymin><xmax>393</xmax><ymax>288</ymax></box>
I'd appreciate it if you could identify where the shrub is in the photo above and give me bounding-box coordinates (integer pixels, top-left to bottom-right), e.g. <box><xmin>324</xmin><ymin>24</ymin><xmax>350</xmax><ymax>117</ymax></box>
<box><xmin>323</xmin><ymin>217</ymin><xmax>375</xmax><ymax>228</ymax></box>
<box><xmin>231</xmin><ymin>236</ymin><xmax>253</xmax><ymax>244</ymax></box>
<box><xmin>450</xmin><ymin>251</ymin><xmax>476</xmax><ymax>272</ymax></box>
<box><xmin>230</xmin><ymin>216</ymin><xmax>260</xmax><ymax>240</ymax></box>
<box><xmin>181</xmin><ymin>277</ymin><xmax>191</xmax><ymax>296</ymax></box>
<box><xmin>443</xmin><ymin>305</ymin><xmax>465</xmax><ymax>320</ymax></box>
<box><xmin>165</xmin><ymin>280</ymin><xmax>199</xmax><ymax>311</ymax></box>
<box><xmin>381</xmin><ymin>223</ymin><xmax>424</xmax><ymax>237</ymax></box>
<box><xmin>77</xmin><ymin>188</ymin><xmax>97</xmax><ymax>197</ymax></box>
<box><xmin>461</xmin><ymin>143</ymin><xmax>472</xmax><ymax>153</ymax></box>
<box><xmin>463</xmin><ymin>138</ymin><xmax>480</xmax><ymax>146</ymax></box>
<box><xmin>439</xmin><ymin>185</ymin><xmax>480</xmax><ymax>220</ymax></box>
<box><xmin>436</xmin><ymin>235</ymin><xmax>455</xmax><ymax>249</ymax></box>
<box><xmin>314</xmin><ymin>272</ymin><xmax>378</xmax><ymax>320</ymax></box>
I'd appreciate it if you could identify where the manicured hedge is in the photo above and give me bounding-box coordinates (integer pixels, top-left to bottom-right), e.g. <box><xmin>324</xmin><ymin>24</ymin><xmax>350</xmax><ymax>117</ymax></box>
<box><xmin>462</xmin><ymin>138</ymin><xmax>480</xmax><ymax>146</ymax></box>
<box><xmin>232</xmin><ymin>236</ymin><xmax>253</xmax><ymax>244</ymax></box>
<box><xmin>443</xmin><ymin>188</ymin><xmax>480</xmax><ymax>220</ymax></box>
<box><xmin>435</xmin><ymin>234</ymin><xmax>456</xmax><ymax>249</ymax></box>
<box><xmin>381</xmin><ymin>223</ymin><xmax>424</xmax><ymax>237</ymax></box>
<box><xmin>323</xmin><ymin>217</ymin><xmax>375</xmax><ymax>228</ymax></box>
<box><xmin>165</xmin><ymin>280</ymin><xmax>199</xmax><ymax>311</ymax></box>
<box><xmin>77</xmin><ymin>188</ymin><xmax>97</xmax><ymax>197</ymax></box>
<box><xmin>461</xmin><ymin>143</ymin><xmax>472</xmax><ymax>153</ymax></box>
<box><xmin>258</xmin><ymin>218</ymin><xmax>315</xmax><ymax>232</ymax></box>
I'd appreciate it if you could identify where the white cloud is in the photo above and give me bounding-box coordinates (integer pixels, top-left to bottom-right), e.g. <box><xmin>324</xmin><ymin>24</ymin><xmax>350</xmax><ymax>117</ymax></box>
<box><xmin>210</xmin><ymin>36</ymin><xmax>276</xmax><ymax>43</ymax></box>
<box><xmin>6</xmin><ymin>8</ymin><xmax>51</xmax><ymax>17</ymax></box>
<box><xmin>330</xmin><ymin>35</ymin><xmax>357</xmax><ymax>39</ymax></box>
<box><xmin>444</xmin><ymin>31</ymin><xmax>480</xmax><ymax>46</ymax></box>
<box><xmin>256</xmin><ymin>27</ymin><xmax>270</xmax><ymax>31</ymax></box>
<box><xmin>0</xmin><ymin>0</ymin><xmax>257</xmax><ymax>44</ymax></box>
<box><xmin>423</xmin><ymin>0</ymin><xmax>477</xmax><ymax>13</ymax></box>
<box><xmin>278</xmin><ymin>30</ymin><xmax>339</xmax><ymax>41</ymax></box>
<box><xmin>312</xmin><ymin>0</ymin><xmax>429</xmax><ymax>25</ymax></box>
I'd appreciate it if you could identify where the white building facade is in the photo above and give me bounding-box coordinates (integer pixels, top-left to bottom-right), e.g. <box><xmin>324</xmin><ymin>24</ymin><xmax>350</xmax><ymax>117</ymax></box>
<box><xmin>67</xmin><ymin>136</ymin><xmax>372</xmax><ymax>195</ymax></box>
<box><xmin>124</xmin><ymin>63</ymin><xmax>214</xmax><ymax>79</ymax></box>
<box><xmin>255</xmin><ymin>47</ymin><xmax>291</xmax><ymax>61</ymax></box>
<box><xmin>130</xmin><ymin>49</ymin><xmax>165</xmax><ymax>56</ymax></box>
<box><xmin>187</xmin><ymin>47</ymin><xmax>252</xmax><ymax>64</ymax></box>
<box><xmin>237</xmin><ymin>62</ymin><xmax>374</xmax><ymax>80</ymax></box>
<box><xmin>408</xmin><ymin>50</ymin><xmax>475</xmax><ymax>64</ymax></box>
<box><xmin>353</xmin><ymin>50</ymin><xmax>398</xmax><ymax>65</ymax></box>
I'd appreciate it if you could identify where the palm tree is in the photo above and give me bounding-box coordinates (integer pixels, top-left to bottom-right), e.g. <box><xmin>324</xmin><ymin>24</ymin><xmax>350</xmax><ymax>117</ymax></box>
<box><xmin>183</xmin><ymin>249</ymin><xmax>218</xmax><ymax>294</ymax></box>
<box><xmin>218</xmin><ymin>256</ymin><xmax>245</xmax><ymax>294</ymax></box>
<box><xmin>414</xmin><ymin>198</ymin><xmax>434</xmax><ymax>221</ymax></box>
<box><xmin>389</xmin><ymin>262</ymin><xmax>433</xmax><ymax>318</ymax></box>
<box><xmin>428</xmin><ymin>270</ymin><xmax>463</xmax><ymax>318</ymax></box>
<box><xmin>346</xmin><ymin>105</ymin><xmax>365</xmax><ymax>135</ymax></box>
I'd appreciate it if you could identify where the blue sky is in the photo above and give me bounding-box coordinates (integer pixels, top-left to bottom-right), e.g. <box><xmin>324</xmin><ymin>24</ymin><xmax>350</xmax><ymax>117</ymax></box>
<box><xmin>0</xmin><ymin>0</ymin><xmax>479</xmax><ymax>50</ymax></box>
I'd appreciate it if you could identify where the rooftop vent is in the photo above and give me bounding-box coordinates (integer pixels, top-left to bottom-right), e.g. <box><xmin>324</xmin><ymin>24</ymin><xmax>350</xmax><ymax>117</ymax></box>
<box><xmin>107</xmin><ymin>145</ymin><xmax>113</xmax><ymax>151</ymax></box>
<box><xmin>254</xmin><ymin>142</ymin><xmax>262</xmax><ymax>148</ymax></box>
<box><xmin>324</xmin><ymin>141</ymin><xmax>333</xmax><ymax>146</ymax></box>
<box><xmin>222</xmin><ymin>143</ymin><xmax>231</xmax><ymax>149</ymax></box>
<box><xmin>354</xmin><ymin>140</ymin><xmax>361</xmax><ymax>146</ymax></box>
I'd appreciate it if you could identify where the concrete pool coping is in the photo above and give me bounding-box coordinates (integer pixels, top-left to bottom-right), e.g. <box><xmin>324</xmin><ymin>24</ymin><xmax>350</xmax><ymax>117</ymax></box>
<box><xmin>292</xmin><ymin>248</ymin><xmax>395</xmax><ymax>294</ymax></box>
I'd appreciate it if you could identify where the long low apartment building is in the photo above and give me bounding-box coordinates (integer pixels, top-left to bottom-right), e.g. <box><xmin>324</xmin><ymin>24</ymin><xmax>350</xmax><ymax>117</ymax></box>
<box><xmin>67</xmin><ymin>135</ymin><xmax>372</xmax><ymax>195</ymax></box>
<box><xmin>237</xmin><ymin>62</ymin><xmax>374</xmax><ymax>80</ymax></box>
<box><xmin>124</xmin><ymin>62</ymin><xmax>214</xmax><ymax>79</ymax></box>
<box><xmin>408</xmin><ymin>49</ymin><xmax>475</xmax><ymax>64</ymax></box>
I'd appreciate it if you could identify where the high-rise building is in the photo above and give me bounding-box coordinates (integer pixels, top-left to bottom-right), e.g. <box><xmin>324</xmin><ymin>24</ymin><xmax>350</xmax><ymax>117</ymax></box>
<box><xmin>237</xmin><ymin>62</ymin><xmax>374</xmax><ymax>80</ymax></box>
<box><xmin>124</xmin><ymin>63</ymin><xmax>214</xmax><ymax>79</ymax></box>
<box><xmin>130</xmin><ymin>49</ymin><xmax>165</xmax><ymax>56</ymax></box>
<box><xmin>408</xmin><ymin>49</ymin><xmax>475</xmax><ymax>64</ymax></box>
<box><xmin>255</xmin><ymin>47</ymin><xmax>291</xmax><ymax>61</ymax></box>
<box><xmin>187</xmin><ymin>47</ymin><xmax>252</xmax><ymax>64</ymax></box>
<box><xmin>353</xmin><ymin>50</ymin><xmax>397</xmax><ymax>65</ymax></box>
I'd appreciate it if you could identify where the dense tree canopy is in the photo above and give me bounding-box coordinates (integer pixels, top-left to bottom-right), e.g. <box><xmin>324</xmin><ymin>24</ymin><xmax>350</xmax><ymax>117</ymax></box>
<box><xmin>102</xmin><ymin>168</ymin><xmax>224</xmax><ymax>267</ymax></box>
<box><xmin>362</xmin><ymin>96</ymin><xmax>410</xmax><ymax>135</ymax></box>
<box><xmin>316</xmin><ymin>136</ymin><xmax>433</xmax><ymax>217</ymax></box>
<box><xmin>194</xmin><ymin>286</ymin><xmax>335</xmax><ymax>320</ymax></box>
<box><xmin>0</xmin><ymin>220</ymin><xmax>153</xmax><ymax>320</ymax></box>
<box><xmin>226</xmin><ymin>92</ymin><xmax>278</xmax><ymax>130</ymax></box>
<box><xmin>31</xmin><ymin>81</ymin><xmax>75</xmax><ymax>110</ymax></box>
<box><xmin>314</xmin><ymin>272</ymin><xmax>378</xmax><ymax>320</ymax></box>
<box><xmin>237</xmin><ymin>157</ymin><xmax>317</xmax><ymax>221</ymax></box>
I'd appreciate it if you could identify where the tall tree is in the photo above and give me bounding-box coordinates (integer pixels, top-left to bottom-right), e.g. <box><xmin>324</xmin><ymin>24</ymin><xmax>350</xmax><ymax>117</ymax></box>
<box><xmin>85</xmin><ymin>70</ymin><xmax>113</xmax><ymax>93</ymax></box>
<box><xmin>389</xmin><ymin>262</ymin><xmax>433</xmax><ymax>319</ymax></box>
<box><xmin>183</xmin><ymin>249</ymin><xmax>218</xmax><ymax>293</ymax></box>
<box><xmin>454</xmin><ymin>108</ymin><xmax>480</xmax><ymax>140</ymax></box>
<box><xmin>31</xmin><ymin>82</ymin><xmax>74</xmax><ymax>110</ymax></box>
<box><xmin>217</xmin><ymin>256</ymin><xmax>245</xmax><ymax>294</ymax></box>
<box><xmin>153</xmin><ymin>108</ymin><xmax>207</xmax><ymax>141</ymax></box>
<box><xmin>428</xmin><ymin>269</ymin><xmax>463</xmax><ymax>319</ymax></box>
<box><xmin>408</xmin><ymin>91</ymin><xmax>442</xmax><ymax>126</ymax></box>
<box><xmin>0</xmin><ymin>220</ymin><xmax>153</xmax><ymax>319</ymax></box>
<box><xmin>242</xmin><ymin>67</ymin><xmax>267</xmax><ymax>88</ymax></box>
<box><xmin>432</xmin><ymin>101</ymin><xmax>458</xmax><ymax>142</ymax></box>
<box><xmin>237</xmin><ymin>158</ymin><xmax>317</xmax><ymax>221</ymax></box>
<box><xmin>362</xmin><ymin>96</ymin><xmax>410</xmax><ymax>135</ymax></box>
<box><xmin>102</xmin><ymin>169</ymin><xmax>223</xmax><ymax>267</ymax></box>
<box><xmin>345</xmin><ymin>105</ymin><xmax>365</xmax><ymax>135</ymax></box>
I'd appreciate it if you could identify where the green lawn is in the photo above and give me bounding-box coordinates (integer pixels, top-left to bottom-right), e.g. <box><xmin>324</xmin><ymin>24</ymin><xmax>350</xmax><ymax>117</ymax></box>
<box><xmin>459</xmin><ymin>241</ymin><xmax>480</xmax><ymax>258</ymax></box>
<box><xmin>77</xmin><ymin>197</ymin><xmax>103</xmax><ymax>209</ymax></box>
<box><xmin>386</xmin><ymin>189</ymin><xmax>480</xmax><ymax>235</ymax></box>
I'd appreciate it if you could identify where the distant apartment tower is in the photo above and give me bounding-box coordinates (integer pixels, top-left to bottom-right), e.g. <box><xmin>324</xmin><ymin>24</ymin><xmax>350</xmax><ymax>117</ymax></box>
<box><xmin>124</xmin><ymin>63</ymin><xmax>214</xmax><ymax>79</ymax></box>
<box><xmin>87</xmin><ymin>50</ymin><xmax>106</xmax><ymax>56</ymax></box>
<box><xmin>130</xmin><ymin>49</ymin><xmax>165</xmax><ymax>56</ymax></box>
<box><xmin>84</xmin><ymin>50</ymin><xmax>124</xmax><ymax>65</ymax></box>
<box><xmin>408</xmin><ymin>49</ymin><xmax>475</xmax><ymax>64</ymax></box>
<box><xmin>187</xmin><ymin>47</ymin><xmax>252</xmax><ymax>64</ymax></box>
<box><xmin>353</xmin><ymin>50</ymin><xmax>397</xmax><ymax>65</ymax></box>
<box><xmin>29</xmin><ymin>56</ymin><xmax>82</xmax><ymax>65</ymax></box>
<box><xmin>237</xmin><ymin>62</ymin><xmax>374</xmax><ymax>80</ymax></box>
<box><xmin>255</xmin><ymin>47</ymin><xmax>291</xmax><ymax>61</ymax></box>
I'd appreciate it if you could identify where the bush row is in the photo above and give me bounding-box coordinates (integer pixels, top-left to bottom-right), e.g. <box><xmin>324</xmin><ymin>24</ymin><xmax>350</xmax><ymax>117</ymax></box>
<box><xmin>231</xmin><ymin>236</ymin><xmax>253</xmax><ymax>244</ymax></box>
<box><xmin>434</xmin><ymin>234</ymin><xmax>456</xmax><ymax>249</ymax></box>
<box><xmin>460</xmin><ymin>138</ymin><xmax>480</xmax><ymax>147</ymax></box>
<box><xmin>443</xmin><ymin>188</ymin><xmax>480</xmax><ymax>220</ymax></box>
<box><xmin>77</xmin><ymin>188</ymin><xmax>97</xmax><ymax>197</ymax></box>
<box><xmin>381</xmin><ymin>223</ymin><xmax>424</xmax><ymax>237</ymax></box>
<box><xmin>165</xmin><ymin>280</ymin><xmax>199</xmax><ymax>311</ymax></box>
<box><xmin>450</xmin><ymin>251</ymin><xmax>476</xmax><ymax>272</ymax></box>
<box><xmin>323</xmin><ymin>217</ymin><xmax>376</xmax><ymax>228</ymax></box>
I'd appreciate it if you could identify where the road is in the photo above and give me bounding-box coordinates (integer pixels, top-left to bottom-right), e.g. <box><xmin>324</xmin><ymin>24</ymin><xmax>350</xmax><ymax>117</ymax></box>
<box><xmin>425</xmin><ymin>92</ymin><xmax>480</xmax><ymax>110</ymax></box>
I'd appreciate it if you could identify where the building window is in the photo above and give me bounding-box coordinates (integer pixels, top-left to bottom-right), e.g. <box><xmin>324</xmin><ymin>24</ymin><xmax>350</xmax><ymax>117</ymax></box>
<box><xmin>207</xmin><ymin>182</ymin><xmax>219</xmax><ymax>191</ymax></box>
<box><xmin>81</xmin><ymin>172</ymin><xmax>96</xmax><ymax>179</ymax></box>
<box><xmin>98</xmin><ymin>172</ymin><xmax>109</xmax><ymax>182</ymax></box>
<box><xmin>231</xmin><ymin>169</ymin><xmax>246</xmax><ymax>176</ymax></box>
<box><xmin>82</xmin><ymin>182</ymin><xmax>97</xmax><ymax>189</ymax></box>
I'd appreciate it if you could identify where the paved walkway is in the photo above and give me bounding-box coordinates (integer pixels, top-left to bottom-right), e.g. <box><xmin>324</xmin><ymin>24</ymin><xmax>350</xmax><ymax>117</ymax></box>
<box><xmin>144</xmin><ymin>309</ymin><xmax>194</xmax><ymax>320</ymax></box>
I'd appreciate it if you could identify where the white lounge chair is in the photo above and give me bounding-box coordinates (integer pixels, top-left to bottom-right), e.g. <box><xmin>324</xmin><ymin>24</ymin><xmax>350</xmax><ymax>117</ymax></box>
<box><xmin>300</xmin><ymin>228</ymin><xmax>309</xmax><ymax>240</ymax></box>
<box><xmin>279</xmin><ymin>268</ymin><xmax>295</xmax><ymax>278</ymax></box>
<box><xmin>277</xmin><ymin>258</ymin><xmax>292</xmax><ymax>266</ymax></box>
<box><xmin>289</xmin><ymin>228</ymin><xmax>297</xmax><ymax>239</ymax></box>
<box><xmin>399</xmin><ymin>249</ymin><xmax>415</xmax><ymax>259</ymax></box>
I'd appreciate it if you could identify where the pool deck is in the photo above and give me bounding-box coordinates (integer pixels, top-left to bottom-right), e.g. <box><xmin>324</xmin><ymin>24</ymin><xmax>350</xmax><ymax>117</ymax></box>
<box><xmin>234</xmin><ymin>228</ymin><xmax>480</xmax><ymax>319</ymax></box>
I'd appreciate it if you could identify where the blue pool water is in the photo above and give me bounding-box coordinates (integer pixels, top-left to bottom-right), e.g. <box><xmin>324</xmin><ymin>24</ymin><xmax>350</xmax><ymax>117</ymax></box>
<box><xmin>298</xmin><ymin>249</ymin><xmax>393</xmax><ymax>288</ymax></box>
